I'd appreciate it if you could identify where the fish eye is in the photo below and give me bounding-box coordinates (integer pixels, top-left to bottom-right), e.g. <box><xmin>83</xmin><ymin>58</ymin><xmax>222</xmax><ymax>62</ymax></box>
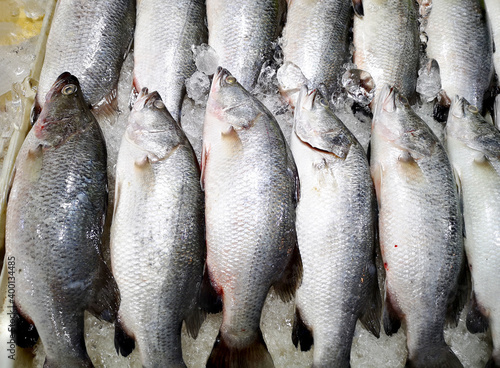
<box><xmin>225</xmin><ymin>76</ymin><xmax>236</xmax><ymax>85</ymax></box>
<box><xmin>467</xmin><ymin>105</ymin><xmax>478</xmax><ymax>114</ymax></box>
<box><xmin>398</xmin><ymin>95</ymin><xmax>409</xmax><ymax>105</ymax></box>
<box><xmin>153</xmin><ymin>100</ymin><xmax>164</xmax><ymax>109</ymax></box>
<box><xmin>319</xmin><ymin>98</ymin><xmax>328</xmax><ymax>107</ymax></box>
<box><xmin>62</xmin><ymin>84</ymin><xmax>77</xmax><ymax>95</ymax></box>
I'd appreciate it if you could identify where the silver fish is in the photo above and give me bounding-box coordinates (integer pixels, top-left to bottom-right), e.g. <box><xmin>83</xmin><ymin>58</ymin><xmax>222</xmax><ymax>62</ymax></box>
<box><xmin>290</xmin><ymin>86</ymin><xmax>380</xmax><ymax>367</ymax></box>
<box><xmin>278</xmin><ymin>0</ymin><xmax>354</xmax><ymax>106</ymax></box>
<box><xmin>202</xmin><ymin>68</ymin><xmax>302</xmax><ymax>368</ymax></box>
<box><xmin>353</xmin><ymin>0</ymin><xmax>419</xmax><ymax>102</ymax></box>
<box><xmin>423</xmin><ymin>0</ymin><xmax>494</xmax><ymax>111</ymax></box>
<box><xmin>133</xmin><ymin>0</ymin><xmax>207</xmax><ymax>123</ymax></box>
<box><xmin>446</xmin><ymin>97</ymin><xmax>500</xmax><ymax>367</ymax></box>
<box><xmin>6</xmin><ymin>73</ymin><xmax>117</xmax><ymax>367</ymax></box>
<box><xmin>370</xmin><ymin>85</ymin><xmax>465</xmax><ymax>368</ymax></box>
<box><xmin>110</xmin><ymin>89</ymin><xmax>205</xmax><ymax>367</ymax></box>
<box><xmin>207</xmin><ymin>0</ymin><xmax>285</xmax><ymax>90</ymax></box>
<box><xmin>35</xmin><ymin>0</ymin><xmax>135</xmax><ymax>117</ymax></box>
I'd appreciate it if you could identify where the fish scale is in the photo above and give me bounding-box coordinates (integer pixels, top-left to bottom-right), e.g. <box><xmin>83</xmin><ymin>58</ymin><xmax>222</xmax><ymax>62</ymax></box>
<box><xmin>36</xmin><ymin>0</ymin><xmax>135</xmax><ymax>111</ymax></box>
<box><xmin>133</xmin><ymin>0</ymin><xmax>206</xmax><ymax>122</ymax></box>
<box><xmin>424</xmin><ymin>0</ymin><xmax>493</xmax><ymax>111</ymax></box>
<box><xmin>353</xmin><ymin>0</ymin><xmax>419</xmax><ymax>101</ymax></box>
<box><xmin>207</xmin><ymin>0</ymin><xmax>283</xmax><ymax>90</ymax></box>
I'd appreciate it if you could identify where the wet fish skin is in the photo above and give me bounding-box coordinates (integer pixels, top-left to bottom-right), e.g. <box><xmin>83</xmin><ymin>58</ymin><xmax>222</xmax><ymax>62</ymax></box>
<box><xmin>446</xmin><ymin>97</ymin><xmax>500</xmax><ymax>367</ymax></box>
<box><xmin>290</xmin><ymin>86</ymin><xmax>380</xmax><ymax>367</ymax></box>
<box><xmin>36</xmin><ymin>0</ymin><xmax>135</xmax><ymax>114</ymax></box>
<box><xmin>202</xmin><ymin>68</ymin><xmax>301</xmax><ymax>368</ymax></box>
<box><xmin>207</xmin><ymin>0</ymin><xmax>284</xmax><ymax>90</ymax></box>
<box><xmin>279</xmin><ymin>0</ymin><xmax>352</xmax><ymax>106</ymax></box>
<box><xmin>370</xmin><ymin>85</ymin><xmax>464</xmax><ymax>368</ymax></box>
<box><xmin>6</xmin><ymin>73</ymin><xmax>117</xmax><ymax>367</ymax></box>
<box><xmin>353</xmin><ymin>0</ymin><xmax>419</xmax><ymax>102</ymax></box>
<box><xmin>134</xmin><ymin>0</ymin><xmax>207</xmax><ymax>123</ymax></box>
<box><xmin>424</xmin><ymin>0</ymin><xmax>493</xmax><ymax>111</ymax></box>
<box><xmin>110</xmin><ymin>90</ymin><xmax>205</xmax><ymax>367</ymax></box>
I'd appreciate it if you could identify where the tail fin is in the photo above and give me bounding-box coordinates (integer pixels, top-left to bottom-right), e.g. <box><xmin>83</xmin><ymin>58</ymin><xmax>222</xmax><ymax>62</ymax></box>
<box><xmin>206</xmin><ymin>329</ymin><xmax>274</xmax><ymax>368</ymax></box>
<box><xmin>406</xmin><ymin>344</ymin><xmax>463</xmax><ymax>368</ymax></box>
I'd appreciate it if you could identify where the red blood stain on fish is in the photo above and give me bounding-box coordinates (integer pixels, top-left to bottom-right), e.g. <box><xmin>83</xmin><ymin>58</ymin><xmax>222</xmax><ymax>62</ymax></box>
<box><xmin>384</xmin><ymin>262</ymin><xmax>389</xmax><ymax>271</ymax></box>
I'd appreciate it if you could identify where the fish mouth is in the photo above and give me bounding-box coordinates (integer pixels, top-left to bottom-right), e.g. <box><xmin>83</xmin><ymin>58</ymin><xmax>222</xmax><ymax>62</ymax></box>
<box><xmin>373</xmin><ymin>84</ymin><xmax>396</xmax><ymax>118</ymax></box>
<box><xmin>133</xmin><ymin>88</ymin><xmax>164</xmax><ymax>111</ymax></box>
<box><xmin>45</xmin><ymin>72</ymin><xmax>80</xmax><ymax>102</ymax></box>
<box><xmin>295</xmin><ymin>86</ymin><xmax>319</xmax><ymax>117</ymax></box>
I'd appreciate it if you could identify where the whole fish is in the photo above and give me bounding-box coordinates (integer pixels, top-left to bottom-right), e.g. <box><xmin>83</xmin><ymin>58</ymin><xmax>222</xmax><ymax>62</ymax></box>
<box><xmin>278</xmin><ymin>0</ymin><xmax>354</xmax><ymax>106</ymax></box>
<box><xmin>423</xmin><ymin>0</ymin><xmax>493</xmax><ymax>111</ymax></box>
<box><xmin>6</xmin><ymin>72</ymin><xmax>118</xmax><ymax>367</ymax></box>
<box><xmin>353</xmin><ymin>0</ymin><xmax>419</xmax><ymax>102</ymax></box>
<box><xmin>207</xmin><ymin>0</ymin><xmax>285</xmax><ymax>90</ymax></box>
<box><xmin>35</xmin><ymin>0</ymin><xmax>135</xmax><ymax>118</ymax></box>
<box><xmin>202</xmin><ymin>68</ymin><xmax>302</xmax><ymax>368</ymax></box>
<box><xmin>446</xmin><ymin>97</ymin><xmax>500</xmax><ymax>368</ymax></box>
<box><xmin>370</xmin><ymin>85</ymin><xmax>465</xmax><ymax>368</ymax></box>
<box><xmin>484</xmin><ymin>0</ymin><xmax>500</xmax><ymax>127</ymax></box>
<box><xmin>110</xmin><ymin>89</ymin><xmax>205</xmax><ymax>367</ymax></box>
<box><xmin>133</xmin><ymin>0</ymin><xmax>207</xmax><ymax>122</ymax></box>
<box><xmin>290</xmin><ymin>86</ymin><xmax>380</xmax><ymax>367</ymax></box>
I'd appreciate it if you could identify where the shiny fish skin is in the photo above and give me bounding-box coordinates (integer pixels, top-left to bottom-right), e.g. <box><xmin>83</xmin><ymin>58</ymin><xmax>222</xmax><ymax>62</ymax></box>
<box><xmin>202</xmin><ymin>68</ymin><xmax>301</xmax><ymax>367</ymax></box>
<box><xmin>110</xmin><ymin>90</ymin><xmax>205</xmax><ymax>367</ymax></box>
<box><xmin>207</xmin><ymin>0</ymin><xmax>284</xmax><ymax>90</ymax></box>
<box><xmin>446</xmin><ymin>97</ymin><xmax>500</xmax><ymax>367</ymax></box>
<box><xmin>279</xmin><ymin>0</ymin><xmax>352</xmax><ymax>105</ymax></box>
<box><xmin>291</xmin><ymin>87</ymin><xmax>380</xmax><ymax>367</ymax></box>
<box><xmin>6</xmin><ymin>73</ymin><xmax>117</xmax><ymax>367</ymax></box>
<box><xmin>36</xmin><ymin>0</ymin><xmax>135</xmax><ymax>112</ymax></box>
<box><xmin>424</xmin><ymin>0</ymin><xmax>493</xmax><ymax>111</ymax></box>
<box><xmin>353</xmin><ymin>0</ymin><xmax>419</xmax><ymax>102</ymax></box>
<box><xmin>370</xmin><ymin>85</ymin><xmax>464</xmax><ymax>368</ymax></box>
<box><xmin>484</xmin><ymin>0</ymin><xmax>500</xmax><ymax>127</ymax></box>
<box><xmin>133</xmin><ymin>0</ymin><xmax>207</xmax><ymax>123</ymax></box>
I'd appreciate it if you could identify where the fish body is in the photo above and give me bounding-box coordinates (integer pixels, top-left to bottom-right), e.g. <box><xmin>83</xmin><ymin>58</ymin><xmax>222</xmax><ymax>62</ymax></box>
<box><xmin>370</xmin><ymin>85</ymin><xmax>464</xmax><ymax>368</ymax></box>
<box><xmin>353</xmin><ymin>0</ymin><xmax>419</xmax><ymax>102</ymax></box>
<box><xmin>485</xmin><ymin>0</ymin><xmax>500</xmax><ymax>127</ymax></box>
<box><xmin>133</xmin><ymin>0</ymin><xmax>207</xmax><ymax>122</ymax></box>
<box><xmin>424</xmin><ymin>0</ymin><xmax>493</xmax><ymax>111</ymax></box>
<box><xmin>36</xmin><ymin>0</ymin><xmax>135</xmax><ymax>114</ymax></box>
<box><xmin>446</xmin><ymin>97</ymin><xmax>500</xmax><ymax>367</ymax></box>
<box><xmin>110</xmin><ymin>90</ymin><xmax>205</xmax><ymax>367</ymax></box>
<box><xmin>202</xmin><ymin>68</ymin><xmax>301</xmax><ymax>368</ymax></box>
<box><xmin>6</xmin><ymin>73</ymin><xmax>117</xmax><ymax>367</ymax></box>
<box><xmin>278</xmin><ymin>0</ymin><xmax>352</xmax><ymax>105</ymax></box>
<box><xmin>207</xmin><ymin>0</ymin><xmax>284</xmax><ymax>90</ymax></box>
<box><xmin>290</xmin><ymin>87</ymin><xmax>380</xmax><ymax>367</ymax></box>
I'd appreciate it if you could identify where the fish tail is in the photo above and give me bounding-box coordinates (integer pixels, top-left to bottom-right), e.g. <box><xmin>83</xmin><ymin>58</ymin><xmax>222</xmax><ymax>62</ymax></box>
<box><xmin>206</xmin><ymin>328</ymin><xmax>274</xmax><ymax>368</ymax></box>
<box><xmin>406</xmin><ymin>343</ymin><xmax>463</xmax><ymax>368</ymax></box>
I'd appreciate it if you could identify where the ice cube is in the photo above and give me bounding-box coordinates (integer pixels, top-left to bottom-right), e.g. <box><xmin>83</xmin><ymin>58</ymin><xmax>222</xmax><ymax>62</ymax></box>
<box><xmin>192</xmin><ymin>44</ymin><xmax>219</xmax><ymax>76</ymax></box>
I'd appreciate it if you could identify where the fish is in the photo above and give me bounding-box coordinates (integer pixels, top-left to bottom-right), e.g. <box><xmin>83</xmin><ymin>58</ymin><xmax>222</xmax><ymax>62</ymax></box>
<box><xmin>484</xmin><ymin>0</ymin><xmax>500</xmax><ymax>128</ymax></box>
<box><xmin>207</xmin><ymin>0</ymin><xmax>285</xmax><ymax>91</ymax></box>
<box><xmin>370</xmin><ymin>85</ymin><xmax>465</xmax><ymax>368</ymax></box>
<box><xmin>290</xmin><ymin>86</ymin><xmax>381</xmax><ymax>366</ymax></box>
<box><xmin>5</xmin><ymin>72</ymin><xmax>118</xmax><ymax>367</ymax></box>
<box><xmin>110</xmin><ymin>89</ymin><xmax>206</xmax><ymax>367</ymax></box>
<box><xmin>353</xmin><ymin>0</ymin><xmax>419</xmax><ymax>103</ymax></box>
<box><xmin>34</xmin><ymin>0</ymin><xmax>135</xmax><ymax>119</ymax></box>
<box><xmin>278</xmin><ymin>0</ymin><xmax>354</xmax><ymax>106</ymax></box>
<box><xmin>133</xmin><ymin>0</ymin><xmax>207</xmax><ymax>123</ymax></box>
<box><xmin>445</xmin><ymin>96</ymin><xmax>500</xmax><ymax>368</ymax></box>
<box><xmin>423</xmin><ymin>0</ymin><xmax>494</xmax><ymax>112</ymax></box>
<box><xmin>202</xmin><ymin>67</ymin><xmax>302</xmax><ymax>368</ymax></box>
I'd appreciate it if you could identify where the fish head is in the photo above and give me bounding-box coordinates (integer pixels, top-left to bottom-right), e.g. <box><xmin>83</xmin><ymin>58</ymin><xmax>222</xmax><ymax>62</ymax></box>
<box><xmin>33</xmin><ymin>72</ymin><xmax>92</xmax><ymax>147</ymax></box>
<box><xmin>127</xmin><ymin>88</ymin><xmax>181</xmax><ymax>155</ymax></box>
<box><xmin>294</xmin><ymin>85</ymin><xmax>352</xmax><ymax>158</ymax></box>
<box><xmin>206</xmin><ymin>67</ymin><xmax>263</xmax><ymax>131</ymax></box>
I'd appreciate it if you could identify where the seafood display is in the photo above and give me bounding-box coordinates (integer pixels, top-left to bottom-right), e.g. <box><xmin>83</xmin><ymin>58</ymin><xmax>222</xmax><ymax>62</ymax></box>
<box><xmin>1</xmin><ymin>0</ymin><xmax>499</xmax><ymax>367</ymax></box>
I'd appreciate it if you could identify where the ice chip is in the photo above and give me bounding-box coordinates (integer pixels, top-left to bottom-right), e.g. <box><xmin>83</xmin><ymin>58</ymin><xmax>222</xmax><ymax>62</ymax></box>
<box><xmin>416</xmin><ymin>59</ymin><xmax>441</xmax><ymax>102</ymax></box>
<box><xmin>192</xmin><ymin>43</ymin><xmax>219</xmax><ymax>76</ymax></box>
<box><xmin>342</xmin><ymin>69</ymin><xmax>375</xmax><ymax>106</ymax></box>
<box><xmin>276</xmin><ymin>61</ymin><xmax>308</xmax><ymax>108</ymax></box>
<box><xmin>185</xmin><ymin>71</ymin><xmax>210</xmax><ymax>106</ymax></box>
